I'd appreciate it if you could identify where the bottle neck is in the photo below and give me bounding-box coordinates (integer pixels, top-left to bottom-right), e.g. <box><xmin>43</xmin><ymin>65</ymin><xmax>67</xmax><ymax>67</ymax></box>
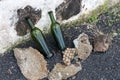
<box><xmin>26</xmin><ymin>18</ymin><xmax>35</xmax><ymax>29</ymax></box>
<box><xmin>48</xmin><ymin>11</ymin><xmax>56</xmax><ymax>24</ymax></box>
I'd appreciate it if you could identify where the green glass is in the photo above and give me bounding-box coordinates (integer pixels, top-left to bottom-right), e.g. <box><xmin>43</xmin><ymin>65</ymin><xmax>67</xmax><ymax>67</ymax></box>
<box><xmin>26</xmin><ymin>18</ymin><xmax>52</xmax><ymax>58</ymax></box>
<box><xmin>48</xmin><ymin>11</ymin><xmax>66</xmax><ymax>51</ymax></box>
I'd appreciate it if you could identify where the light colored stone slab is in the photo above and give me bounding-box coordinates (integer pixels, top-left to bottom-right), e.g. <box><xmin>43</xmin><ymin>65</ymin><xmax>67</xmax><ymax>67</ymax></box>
<box><xmin>14</xmin><ymin>47</ymin><xmax>48</xmax><ymax>80</ymax></box>
<box><xmin>48</xmin><ymin>63</ymin><xmax>82</xmax><ymax>80</ymax></box>
<box><xmin>73</xmin><ymin>33</ymin><xmax>92</xmax><ymax>60</ymax></box>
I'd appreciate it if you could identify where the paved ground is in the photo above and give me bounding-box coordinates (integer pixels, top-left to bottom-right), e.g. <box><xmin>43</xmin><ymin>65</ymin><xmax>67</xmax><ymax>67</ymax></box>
<box><xmin>0</xmin><ymin>6</ymin><xmax>120</xmax><ymax>80</ymax></box>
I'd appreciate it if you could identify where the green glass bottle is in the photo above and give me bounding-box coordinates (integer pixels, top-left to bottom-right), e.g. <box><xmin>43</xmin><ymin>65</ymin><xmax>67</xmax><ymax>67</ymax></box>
<box><xmin>48</xmin><ymin>11</ymin><xmax>66</xmax><ymax>51</ymax></box>
<box><xmin>26</xmin><ymin>18</ymin><xmax>52</xmax><ymax>58</ymax></box>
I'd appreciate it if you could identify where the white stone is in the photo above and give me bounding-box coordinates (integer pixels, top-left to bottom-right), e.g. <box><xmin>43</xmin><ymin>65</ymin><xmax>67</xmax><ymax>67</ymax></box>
<box><xmin>73</xmin><ymin>38</ymin><xmax>79</xmax><ymax>49</ymax></box>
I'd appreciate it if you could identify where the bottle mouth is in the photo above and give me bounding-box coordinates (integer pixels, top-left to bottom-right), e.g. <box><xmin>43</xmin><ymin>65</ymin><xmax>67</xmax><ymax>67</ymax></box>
<box><xmin>48</xmin><ymin>11</ymin><xmax>53</xmax><ymax>14</ymax></box>
<box><xmin>25</xmin><ymin>16</ymin><xmax>30</xmax><ymax>21</ymax></box>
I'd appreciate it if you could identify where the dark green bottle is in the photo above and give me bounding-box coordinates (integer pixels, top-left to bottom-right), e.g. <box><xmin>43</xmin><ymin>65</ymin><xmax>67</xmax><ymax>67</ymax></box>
<box><xmin>26</xmin><ymin>18</ymin><xmax>52</xmax><ymax>58</ymax></box>
<box><xmin>48</xmin><ymin>11</ymin><xmax>66</xmax><ymax>51</ymax></box>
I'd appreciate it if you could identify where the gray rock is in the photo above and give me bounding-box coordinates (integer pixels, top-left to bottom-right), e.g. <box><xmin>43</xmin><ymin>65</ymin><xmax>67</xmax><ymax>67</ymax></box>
<box><xmin>48</xmin><ymin>63</ymin><xmax>82</xmax><ymax>80</ymax></box>
<box><xmin>93</xmin><ymin>33</ymin><xmax>112</xmax><ymax>52</ymax></box>
<box><xmin>14</xmin><ymin>47</ymin><xmax>48</xmax><ymax>80</ymax></box>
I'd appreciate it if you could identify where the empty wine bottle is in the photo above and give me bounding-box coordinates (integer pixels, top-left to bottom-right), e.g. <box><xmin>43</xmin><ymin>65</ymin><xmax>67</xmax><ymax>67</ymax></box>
<box><xmin>26</xmin><ymin>18</ymin><xmax>52</xmax><ymax>58</ymax></box>
<box><xmin>48</xmin><ymin>11</ymin><xmax>66</xmax><ymax>51</ymax></box>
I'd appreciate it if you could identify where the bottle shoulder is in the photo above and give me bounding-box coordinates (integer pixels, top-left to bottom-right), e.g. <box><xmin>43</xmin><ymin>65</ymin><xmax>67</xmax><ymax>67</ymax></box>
<box><xmin>31</xmin><ymin>27</ymin><xmax>42</xmax><ymax>34</ymax></box>
<box><xmin>51</xmin><ymin>22</ymin><xmax>60</xmax><ymax>27</ymax></box>
<box><xmin>53</xmin><ymin>21</ymin><xmax>60</xmax><ymax>24</ymax></box>
<box><xmin>31</xmin><ymin>27</ymin><xmax>41</xmax><ymax>31</ymax></box>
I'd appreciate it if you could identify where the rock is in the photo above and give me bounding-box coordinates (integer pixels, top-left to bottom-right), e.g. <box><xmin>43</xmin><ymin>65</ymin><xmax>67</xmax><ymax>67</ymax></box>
<box><xmin>48</xmin><ymin>63</ymin><xmax>82</xmax><ymax>80</ymax></box>
<box><xmin>14</xmin><ymin>47</ymin><xmax>48</xmax><ymax>80</ymax></box>
<box><xmin>93</xmin><ymin>34</ymin><xmax>112</xmax><ymax>52</ymax></box>
<box><xmin>73</xmin><ymin>33</ymin><xmax>92</xmax><ymax>60</ymax></box>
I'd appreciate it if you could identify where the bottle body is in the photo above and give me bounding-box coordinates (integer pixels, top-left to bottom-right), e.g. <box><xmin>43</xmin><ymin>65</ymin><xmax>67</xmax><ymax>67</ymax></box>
<box><xmin>26</xmin><ymin>18</ymin><xmax>52</xmax><ymax>58</ymax></box>
<box><xmin>51</xmin><ymin>22</ymin><xmax>66</xmax><ymax>51</ymax></box>
<box><xmin>48</xmin><ymin>11</ymin><xmax>66</xmax><ymax>51</ymax></box>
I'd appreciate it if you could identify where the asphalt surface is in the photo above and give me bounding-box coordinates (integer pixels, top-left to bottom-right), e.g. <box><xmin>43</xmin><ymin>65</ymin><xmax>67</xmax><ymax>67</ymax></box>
<box><xmin>0</xmin><ymin>7</ymin><xmax>120</xmax><ymax>80</ymax></box>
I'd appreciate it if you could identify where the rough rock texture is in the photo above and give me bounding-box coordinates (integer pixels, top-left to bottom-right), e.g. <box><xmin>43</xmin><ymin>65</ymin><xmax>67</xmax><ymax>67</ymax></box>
<box><xmin>74</xmin><ymin>33</ymin><xmax>92</xmax><ymax>60</ymax></box>
<box><xmin>48</xmin><ymin>63</ymin><xmax>82</xmax><ymax>80</ymax></box>
<box><xmin>93</xmin><ymin>33</ymin><xmax>112</xmax><ymax>52</ymax></box>
<box><xmin>14</xmin><ymin>47</ymin><xmax>48</xmax><ymax>80</ymax></box>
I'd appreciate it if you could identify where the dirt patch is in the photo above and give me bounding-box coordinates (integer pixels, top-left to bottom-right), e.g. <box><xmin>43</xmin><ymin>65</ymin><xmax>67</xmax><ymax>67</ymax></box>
<box><xmin>15</xmin><ymin>5</ymin><xmax>41</xmax><ymax>36</ymax></box>
<box><xmin>55</xmin><ymin>0</ymin><xmax>81</xmax><ymax>20</ymax></box>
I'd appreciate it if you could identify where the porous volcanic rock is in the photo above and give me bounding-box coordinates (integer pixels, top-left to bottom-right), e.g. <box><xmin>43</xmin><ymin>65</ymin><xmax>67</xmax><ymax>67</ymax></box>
<box><xmin>48</xmin><ymin>63</ymin><xmax>82</xmax><ymax>80</ymax></box>
<box><xmin>74</xmin><ymin>33</ymin><xmax>93</xmax><ymax>60</ymax></box>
